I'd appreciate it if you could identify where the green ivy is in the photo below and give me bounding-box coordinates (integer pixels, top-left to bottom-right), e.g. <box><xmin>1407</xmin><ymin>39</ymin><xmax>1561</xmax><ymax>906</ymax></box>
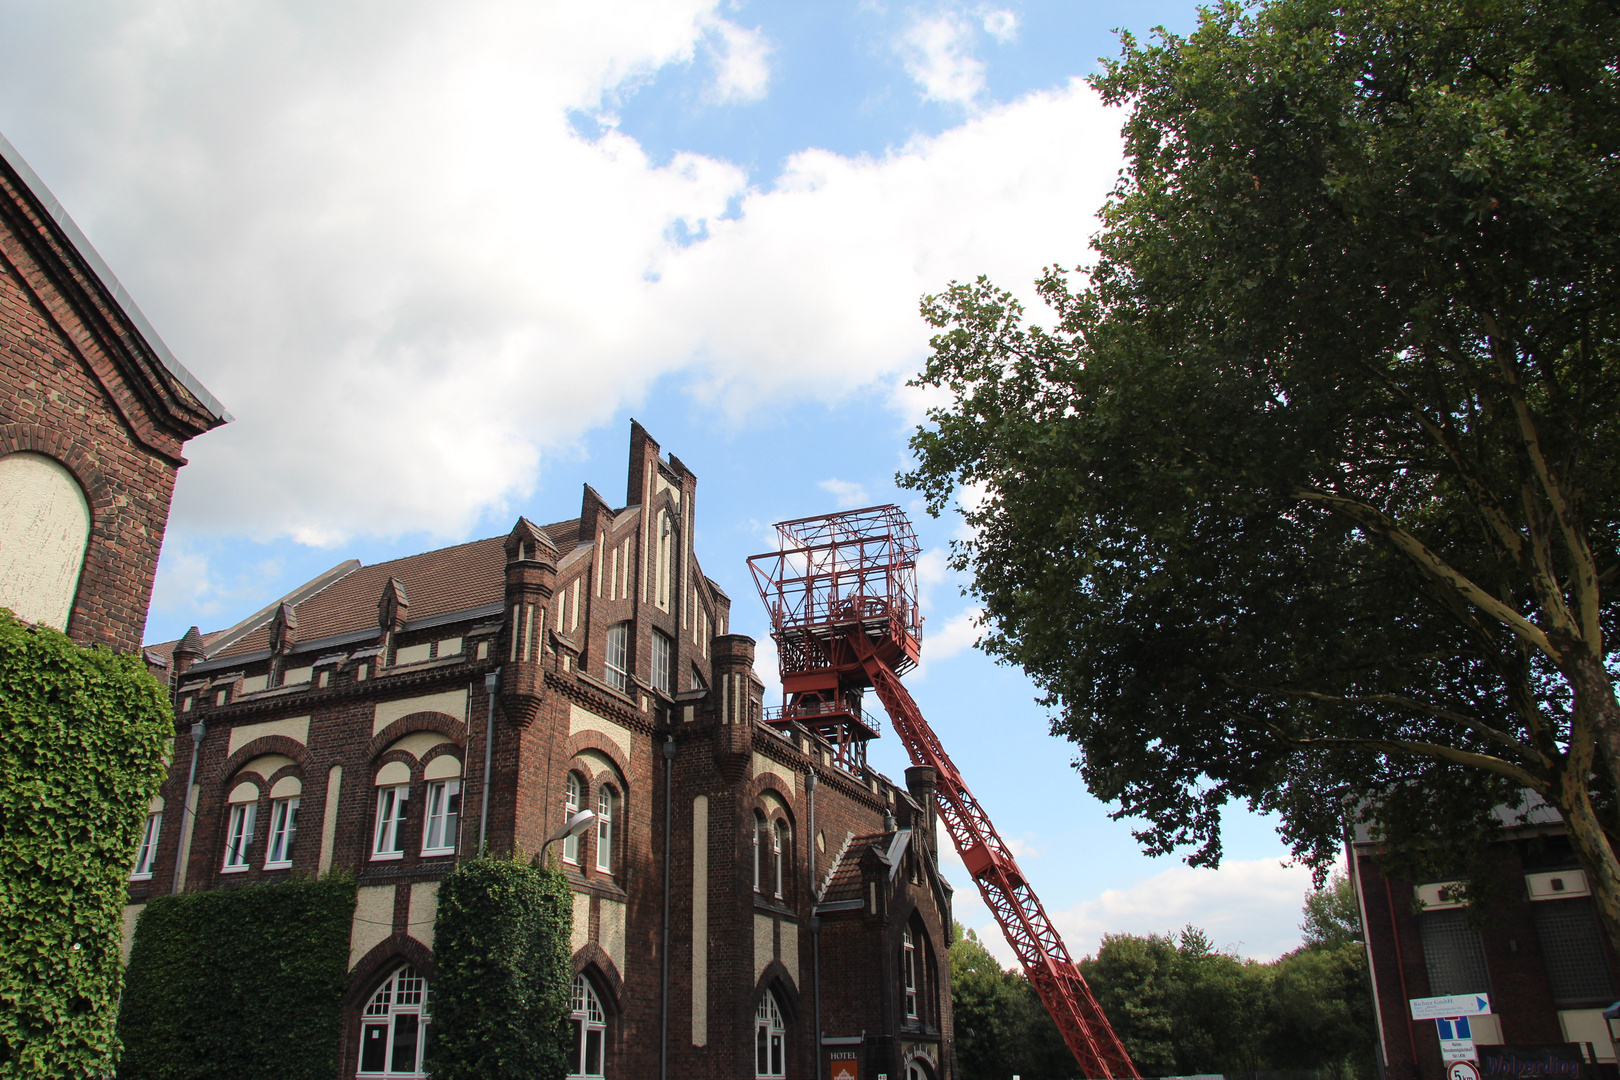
<box><xmin>425</xmin><ymin>855</ymin><xmax>573</xmax><ymax>1080</ymax></box>
<box><xmin>0</xmin><ymin>610</ymin><xmax>172</xmax><ymax>1079</ymax></box>
<box><xmin>116</xmin><ymin>875</ymin><xmax>358</xmax><ymax>1080</ymax></box>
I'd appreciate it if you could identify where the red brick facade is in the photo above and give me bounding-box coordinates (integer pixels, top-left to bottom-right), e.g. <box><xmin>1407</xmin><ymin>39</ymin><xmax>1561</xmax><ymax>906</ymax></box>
<box><xmin>0</xmin><ymin>131</ymin><xmax>226</xmax><ymax>650</ymax></box>
<box><xmin>1352</xmin><ymin>824</ymin><xmax>1620</xmax><ymax>1080</ymax></box>
<box><xmin>137</xmin><ymin>422</ymin><xmax>954</xmax><ymax>1080</ymax></box>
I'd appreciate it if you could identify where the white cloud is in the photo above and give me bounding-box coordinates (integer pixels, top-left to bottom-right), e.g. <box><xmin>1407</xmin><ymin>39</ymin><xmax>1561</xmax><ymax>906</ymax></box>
<box><xmin>979</xmin><ymin>7</ymin><xmax>1019</xmax><ymax>43</ymax></box>
<box><xmin>0</xmin><ymin>5</ymin><xmax>1125</xmax><ymax>548</ymax></box>
<box><xmin>703</xmin><ymin>17</ymin><xmax>772</xmax><ymax>104</ymax></box>
<box><xmin>818</xmin><ymin>478</ymin><xmax>871</xmax><ymax>509</ymax></box>
<box><xmin>897</xmin><ymin>13</ymin><xmax>986</xmax><ymax>106</ymax></box>
<box><xmin>925</xmin><ymin>604</ymin><xmax>983</xmax><ymax>660</ymax></box>
<box><xmin>942</xmin><ymin>836</ymin><xmax>1322</xmax><ymax>969</ymax></box>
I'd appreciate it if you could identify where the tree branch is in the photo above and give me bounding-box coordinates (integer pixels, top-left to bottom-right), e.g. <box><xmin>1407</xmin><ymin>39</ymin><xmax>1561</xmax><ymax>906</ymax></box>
<box><xmin>1290</xmin><ymin>485</ymin><xmax>1560</xmax><ymax>659</ymax></box>
<box><xmin>1255</xmin><ymin>686</ymin><xmax>1546</xmax><ymax>764</ymax></box>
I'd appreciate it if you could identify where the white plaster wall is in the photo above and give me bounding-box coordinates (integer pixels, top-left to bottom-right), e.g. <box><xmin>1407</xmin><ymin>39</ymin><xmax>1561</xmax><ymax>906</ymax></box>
<box><xmin>600</xmin><ymin>898</ymin><xmax>627</xmax><ymax>977</ymax></box>
<box><xmin>372</xmin><ymin>688</ymin><xmax>467</xmax><ymax>734</ymax></box>
<box><xmin>317</xmin><ymin>765</ymin><xmax>342</xmax><ymax>875</ymax></box>
<box><xmin>227</xmin><ymin>715</ymin><xmax>310</xmax><ymax>756</ymax></box>
<box><xmin>407</xmin><ymin>882</ymin><xmax>439</xmax><ymax>950</ymax></box>
<box><xmin>349</xmin><ymin>886</ymin><xmax>395</xmax><ymax>970</ymax></box>
<box><xmin>754</xmin><ymin>913</ymin><xmax>774</xmax><ymax>983</ymax></box>
<box><xmin>0</xmin><ymin>453</ymin><xmax>90</xmax><ymax>630</ymax></box>
<box><xmin>571</xmin><ymin>891</ymin><xmax>590</xmax><ymax>953</ymax></box>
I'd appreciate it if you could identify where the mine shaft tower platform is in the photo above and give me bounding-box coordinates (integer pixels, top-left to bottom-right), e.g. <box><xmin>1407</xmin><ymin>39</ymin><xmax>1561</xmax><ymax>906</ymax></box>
<box><xmin>749</xmin><ymin>505</ymin><xmax>1141</xmax><ymax>1080</ymax></box>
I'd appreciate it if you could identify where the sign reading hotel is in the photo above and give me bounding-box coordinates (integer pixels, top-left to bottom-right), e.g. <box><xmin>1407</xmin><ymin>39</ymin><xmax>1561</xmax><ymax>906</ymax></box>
<box><xmin>828</xmin><ymin>1049</ymin><xmax>859</xmax><ymax>1080</ymax></box>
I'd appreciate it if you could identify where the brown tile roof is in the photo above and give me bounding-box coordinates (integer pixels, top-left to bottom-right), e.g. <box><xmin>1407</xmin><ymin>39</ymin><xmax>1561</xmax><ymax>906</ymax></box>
<box><xmin>148</xmin><ymin>517</ymin><xmax>588</xmax><ymax>658</ymax></box>
<box><xmin>818</xmin><ymin>832</ymin><xmax>891</xmax><ymax>905</ymax></box>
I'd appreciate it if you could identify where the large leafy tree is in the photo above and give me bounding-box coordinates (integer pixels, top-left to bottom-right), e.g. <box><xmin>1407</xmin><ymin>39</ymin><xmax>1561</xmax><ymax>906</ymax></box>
<box><xmin>903</xmin><ymin>0</ymin><xmax>1620</xmax><ymax>943</ymax></box>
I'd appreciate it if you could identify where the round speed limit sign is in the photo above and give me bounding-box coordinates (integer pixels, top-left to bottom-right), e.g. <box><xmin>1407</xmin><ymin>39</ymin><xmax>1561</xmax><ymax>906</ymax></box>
<box><xmin>1449</xmin><ymin>1060</ymin><xmax>1482</xmax><ymax>1080</ymax></box>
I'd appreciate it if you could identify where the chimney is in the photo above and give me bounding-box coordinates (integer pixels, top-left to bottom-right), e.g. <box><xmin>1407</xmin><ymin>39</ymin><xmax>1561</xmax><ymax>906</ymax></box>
<box><xmin>173</xmin><ymin>626</ymin><xmax>205</xmax><ymax>679</ymax></box>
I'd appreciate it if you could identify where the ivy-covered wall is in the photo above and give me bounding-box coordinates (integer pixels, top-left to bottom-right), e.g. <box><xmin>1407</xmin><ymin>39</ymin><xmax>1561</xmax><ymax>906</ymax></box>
<box><xmin>0</xmin><ymin>610</ymin><xmax>172</xmax><ymax>1079</ymax></box>
<box><xmin>116</xmin><ymin>876</ymin><xmax>358</xmax><ymax>1080</ymax></box>
<box><xmin>425</xmin><ymin>856</ymin><xmax>574</xmax><ymax>1080</ymax></box>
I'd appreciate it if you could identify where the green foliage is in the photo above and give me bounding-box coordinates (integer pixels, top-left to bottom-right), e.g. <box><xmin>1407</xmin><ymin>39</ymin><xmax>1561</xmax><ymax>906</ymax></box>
<box><xmin>901</xmin><ymin>0</ymin><xmax>1620</xmax><ymax>943</ymax></box>
<box><xmin>1301</xmin><ymin>873</ymin><xmax>1362</xmax><ymax>951</ymax></box>
<box><xmin>116</xmin><ymin>875</ymin><xmax>357</xmax><ymax>1080</ymax></box>
<box><xmin>0</xmin><ymin>610</ymin><xmax>172</xmax><ymax>1078</ymax></box>
<box><xmin>424</xmin><ymin>855</ymin><xmax>573</xmax><ymax>1080</ymax></box>
<box><xmin>956</xmin><ymin>885</ymin><xmax>1376</xmax><ymax>1079</ymax></box>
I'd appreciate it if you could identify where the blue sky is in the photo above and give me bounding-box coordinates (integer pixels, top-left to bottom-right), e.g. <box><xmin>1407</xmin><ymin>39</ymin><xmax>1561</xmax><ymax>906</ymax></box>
<box><xmin>0</xmin><ymin>0</ymin><xmax>1325</xmax><ymax>963</ymax></box>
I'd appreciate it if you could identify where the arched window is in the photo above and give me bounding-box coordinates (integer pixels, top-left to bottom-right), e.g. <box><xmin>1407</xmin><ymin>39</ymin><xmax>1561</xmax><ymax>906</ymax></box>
<box><xmin>596</xmin><ymin>786</ymin><xmax>616</xmax><ymax>873</ymax></box>
<box><xmin>755</xmin><ymin>991</ymin><xmax>786</xmax><ymax>1078</ymax></box>
<box><xmin>0</xmin><ymin>452</ymin><xmax>90</xmax><ymax>631</ymax></box>
<box><xmin>773</xmin><ymin>820</ymin><xmax>788</xmax><ymax>900</ymax></box>
<box><xmin>567</xmin><ymin>974</ymin><xmax>606</xmax><ymax>1078</ymax></box>
<box><xmin>563</xmin><ymin>773</ymin><xmax>585</xmax><ymax>865</ymax></box>
<box><xmin>223</xmin><ymin>779</ymin><xmax>259</xmax><ymax>871</ymax></box>
<box><xmin>358</xmin><ymin>965</ymin><xmax>429</xmax><ymax>1078</ymax></box>
<box><xmin>752</xmin><ymin>812</ymin><xmax>767</xmax><ymax>893</ymax></box>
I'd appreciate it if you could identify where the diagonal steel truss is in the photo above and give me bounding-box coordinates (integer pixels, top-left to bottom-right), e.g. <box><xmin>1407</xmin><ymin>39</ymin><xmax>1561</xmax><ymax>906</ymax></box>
<box><xmin>852</xmin><ymin>634</ymin><xmax>1141</xmax><ymax>1080</ymax></box>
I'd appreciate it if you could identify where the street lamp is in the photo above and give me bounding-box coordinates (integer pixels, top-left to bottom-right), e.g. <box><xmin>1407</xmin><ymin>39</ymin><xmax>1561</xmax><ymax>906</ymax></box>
<box><xmin>539</xmin><ymin>809</ymin><xmax>596</xmax><ymax>864</ymax></box>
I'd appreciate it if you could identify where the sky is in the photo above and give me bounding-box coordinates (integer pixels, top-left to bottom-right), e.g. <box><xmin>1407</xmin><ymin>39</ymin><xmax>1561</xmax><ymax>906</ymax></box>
<box><xmin>0</xmin><ymin>0</ymin><xmax>1330</xmax><ymax>965</ymax></box>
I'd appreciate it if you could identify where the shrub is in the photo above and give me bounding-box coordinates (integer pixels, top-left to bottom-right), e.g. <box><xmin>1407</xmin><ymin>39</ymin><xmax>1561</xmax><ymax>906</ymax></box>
<box><xmin>0</xmin><ymin>611</ymin><xmax>172</xmax><ymax>1078</ymax></box>
<box><xmin>424</xmin><ymin>855</ymin><xmax>573</xmax><ymax>1080</ymax></box>
<box><xmin>116</xmin><ymin>875</ymin><xmax>358</xmax><ymax>1080</ymax></box>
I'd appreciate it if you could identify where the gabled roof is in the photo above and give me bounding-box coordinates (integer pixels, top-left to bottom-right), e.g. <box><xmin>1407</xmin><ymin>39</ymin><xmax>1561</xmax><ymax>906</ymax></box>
<box><xmin>0</xmin><ymin>130</ymin><xmax>228</xmax><ymax>429</ymax></box>
<box><xmin>146</xmin><ymin>518</ymin><xmax>583</xmax><ymax>662</ymax></box>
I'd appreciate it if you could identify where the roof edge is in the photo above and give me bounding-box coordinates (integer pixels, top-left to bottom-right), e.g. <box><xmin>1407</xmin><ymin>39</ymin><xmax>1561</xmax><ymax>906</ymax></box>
<box><xmin>0</xmin><ymin>130</ymin><xmax>230</xmax><ymax>423</ymax></box>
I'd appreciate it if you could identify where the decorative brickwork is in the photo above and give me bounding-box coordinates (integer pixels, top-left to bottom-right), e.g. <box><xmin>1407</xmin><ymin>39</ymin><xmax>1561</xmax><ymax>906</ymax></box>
<box><xmin>0</xmin><ymin>132</ymin><xmax>225</xmax><ymax>651</ymax></box>
<box><xmin>139</xmin><ymin>423</ymin><xmax>954</xmax><ymax>1080</ymax></box>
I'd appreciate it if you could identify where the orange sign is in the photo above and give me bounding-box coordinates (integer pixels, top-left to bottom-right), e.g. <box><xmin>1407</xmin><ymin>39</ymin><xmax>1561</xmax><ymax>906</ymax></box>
<box><xmin>828</xmin><ymin>1049</ymin><xmax>859</xmax><ymax>1080</ymax></box>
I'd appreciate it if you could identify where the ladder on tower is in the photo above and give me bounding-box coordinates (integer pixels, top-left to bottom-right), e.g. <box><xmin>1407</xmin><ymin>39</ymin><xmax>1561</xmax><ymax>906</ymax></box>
<box><xmin>749</xmin><ymin>506</ymin><xmax>1140</xmax><ymax>1080</ymax></box>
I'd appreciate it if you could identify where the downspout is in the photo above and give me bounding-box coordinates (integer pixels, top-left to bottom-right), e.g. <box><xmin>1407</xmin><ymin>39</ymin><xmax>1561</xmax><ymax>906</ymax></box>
<box><xmin>172</xmin><ymin>719</ymin><xmax>205</xmax><ymax>895</ymax></box>
<box><xmin>807</xmin><ymin>769</ymin><xmax>822</xmax><ymax>1080</ymax></box>
<box><xmin>661</xmin><ymin>736</ymin><xmax>677</xmax><ymax>1080</ymax></box>
<box><xmin>480</xmin><ymin>669</ymin><xmax>499</xmax><ymax>852</ymax></box>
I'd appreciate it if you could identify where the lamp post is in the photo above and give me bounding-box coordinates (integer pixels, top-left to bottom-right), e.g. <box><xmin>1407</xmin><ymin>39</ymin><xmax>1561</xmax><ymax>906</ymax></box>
<box><xmin>539</xmin><ymin>809</ymin><xmax>596</xmax><ymax>864</ymax></box>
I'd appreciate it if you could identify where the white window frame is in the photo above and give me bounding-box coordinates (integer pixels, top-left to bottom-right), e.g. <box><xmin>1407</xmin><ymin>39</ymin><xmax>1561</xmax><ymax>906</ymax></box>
<box><xmin>373</xmin><ymin>785</ymin><xmax>409</xmax><ymax>859</ymax></box>
<box><xmin>421</xmin><ymin>780</ymin><xmax>460</xmax><ymax>856</ymax></box>
<box><xmin>773</xmin><ymin>820</ymin><xmax>788</xmax><ymax>900</ymax></box>
<box><xmin>564</xmin><ymin>773</ymin><xmax>584</xmax><ymax>865</ymax></box>
<box><xmin>223</xmin><ymin>802</ymin><xmax>256</xmax><ymax>871</ymax></box>
<box><xmin>358</xmin><ymin>965</ymin><xmax>429</xmax><ymax>1078</ymax></box>
<box><xmin>753</xmin><ymin>812</ymin><xmax>766</xmax><ymax>893</ymax></box>
<box><xmin>596</xmin><ymin>786</ymin><xmax>616</xmax><ymax>873</ymax></box>
<box><xmin>264</xmin><ymin>796</ymin><xmax>299</xmax><ymax>869</ymax></box>
<box><xmin>755</xmin><ymin>991</ymin><xmax>786</xmax><ymax>1078</ymax></box>
<box><xmin>604</xmin><ymin>623</ymin><xmax>629</xmax><ymax>692</ymax></box>
<box><xmin>651</xmin><ymin>630</ymin><xmax>672</xmax><ymax>694</ymax></box>
<box><xmin>132</xmin><ymin>811</ymin><xmax>162</xmax><ymax>879</ymax></box>
<box><xmin>567</xmin><ymin>974</ymin><xmax>606</xmax><ymax>1079</ymax></box>
<box><xmin>903</xmin><ymin>927</ymin><xmax>918</xmax><ymax>1019</ymax></box>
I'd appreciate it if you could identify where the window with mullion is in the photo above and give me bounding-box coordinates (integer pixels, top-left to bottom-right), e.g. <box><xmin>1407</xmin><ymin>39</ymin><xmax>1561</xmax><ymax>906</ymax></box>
<box><xmin>563</xmin><ymin>773</ymin><xmax>584</xmax><ymax>865</ymax></box>
<box><xmin>596</xmin><ymin>787</ymin><xmax>616</xmax><ymax>873</ymax></box>
<box><xmin>651</xmin><ymin>630</ymin><xmax>672</xmax><ymax>694</ymax></box>
<box><xmin>422</xmin><ymin>781</ymin><xmax>460</xmax><ymax>855</ymax></box>
<box><xmin>373</xmin><ymin>785</ymin><xmax>410</xmax><ymax>858</ymax></box>
<box><xmin>132</xmin><ymin>812</ymin><xmax>161</xmax><ymax>879</ymax></box>
<box><xmin>223</xmin><ymin>803</ymin><xmax>256</xmax><ymax>870</ymax></box>
<box><xmin>604</xmin><ymin>623</ymin><xmax>629</xmax><ymax>692</ymax></box>
<box><xmin>265</xmin><ymin>797</ymin><xmax>299</xmax><ymax>868</ymax></box>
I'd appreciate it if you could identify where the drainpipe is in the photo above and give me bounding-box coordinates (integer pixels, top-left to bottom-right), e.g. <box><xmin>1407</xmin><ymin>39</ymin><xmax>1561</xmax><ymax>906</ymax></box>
<box><xmin>480</xmin><ymin>669</ymin><xmax>499</xmax><ymax>852</ymax></box>
<box><xmin>661</xmin><ymin>736</ymin><xmax>677</xmax><ymax>1080</ymax></box>
<box><xmin>807</xmin><ymin>769</ymin><xmax>822</xmax><ymax>1080</ymax></box>
<box><xmin>172</xmin><ymin>719</ymin><xmax>205</xmax><ymax>895</ymax></box>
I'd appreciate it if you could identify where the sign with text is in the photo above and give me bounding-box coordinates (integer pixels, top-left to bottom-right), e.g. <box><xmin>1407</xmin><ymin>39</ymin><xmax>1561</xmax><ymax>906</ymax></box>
<box><xmin>1478</xmin><ymin>1044</ymin><xmax>1589</xmax><ymax>1080</ymax></box>
<box><xmin>827</xmin><ymin>1048</ymin><xmax>859</xmax><ymax>1080</ymax></box>
<box><xmin>1450</xmin><ymin>1062</ymin><xmax>1483</xmax><ymax>1080</ymax></box>
<box><xmin>1438</xmin><ymin>1017</ymin><xmax>1477</xmax><ymax>1062</ymax></box>
<box><xmin>1411</xmin><ymin>994</ymin><xmax>1492</xmax><ymax>1019</ymax></box>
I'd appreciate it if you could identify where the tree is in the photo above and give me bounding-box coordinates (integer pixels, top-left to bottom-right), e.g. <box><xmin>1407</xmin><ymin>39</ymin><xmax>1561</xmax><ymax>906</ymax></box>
<box><xmin>948</xmin><ymin>925</ymin><xmax>1071</xmax><ymax>1080</ymax></box>
<box><xmin>902</xmin><ymin>0</ymin><xmax>1620</xmax><ymax>946</ymax></box>
<box><xmin>1301</xmin><ymin>872</ymin><xmax>1362</xmax><ymax>950</ymax></box>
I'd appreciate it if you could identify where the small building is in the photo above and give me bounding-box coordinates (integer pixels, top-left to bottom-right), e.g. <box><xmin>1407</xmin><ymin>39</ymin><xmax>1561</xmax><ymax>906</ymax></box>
<box><xmin>137</xmin><ymin>422</ymin><xmax>955</xmax><ymax>1080</ymax></box>
<box><xmin>0</xmin><ymin>131</ymin><xmax>227</xmax><ymax>649</ymax></box>
<box><xmin>1351</xmin><ymin>804</ymin><xmax>1619</xmax><ymax>1080</ymax></box>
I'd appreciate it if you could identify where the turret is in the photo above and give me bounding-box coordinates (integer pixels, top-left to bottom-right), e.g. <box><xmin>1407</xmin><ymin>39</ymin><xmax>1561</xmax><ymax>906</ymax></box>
<box><xmin>499</xmin><ymin>517</ymin><xmax>557</xmax><ymax>726</ymax></box>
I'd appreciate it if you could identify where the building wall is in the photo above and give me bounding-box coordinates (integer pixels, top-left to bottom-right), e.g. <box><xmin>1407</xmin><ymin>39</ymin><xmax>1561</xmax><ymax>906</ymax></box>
<box><xmin>1</xmin><ymin>138</ymin><xmax>223</xmax><ymax>650</ymax></box>
<box><xmin>134</xmin><ymin>425</ymin><xmax>955</xmax><ymax>1080</ymax></box>
<box><xmin>1353</xmin><ymin>837</ymin><xmax>1620</xmax><ymax>1080</ymax></box>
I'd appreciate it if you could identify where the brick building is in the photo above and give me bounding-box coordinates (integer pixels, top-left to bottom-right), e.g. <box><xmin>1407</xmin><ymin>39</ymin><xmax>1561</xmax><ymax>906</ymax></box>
<box><xmin>136</xmin><ymin>422</ymin><xmax>955</xmax><ymax>1080</ymax></box>
<box><xmin>0</xmin><ymin>130</ymin><xmax>227</xmax><ymax>648</ymax></box>
<box><xmin>1351</xmin><ymin>806</ymin><xmax>1620</xmax><ymax>1080</ymax></box>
